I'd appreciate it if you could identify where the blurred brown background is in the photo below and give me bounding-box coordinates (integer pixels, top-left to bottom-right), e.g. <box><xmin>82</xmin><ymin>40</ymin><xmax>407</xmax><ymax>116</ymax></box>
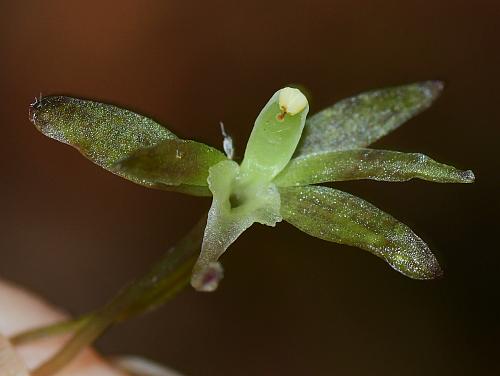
<box><xmin>0</xmin><ymin>1</ymin><xmax>498</xmax><ymax>375</ymax></box>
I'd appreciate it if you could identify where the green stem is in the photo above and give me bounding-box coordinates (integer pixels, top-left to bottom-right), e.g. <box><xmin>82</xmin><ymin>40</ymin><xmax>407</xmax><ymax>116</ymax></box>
<box><xmin>10</xmin><ymin>315</ymin><xmax>91</xmax><ymax>346</ymax></box>
<box><xmin>30</xmin><ymin>216</ymin><xmax>206</xmax><ymax>376</ymax></box>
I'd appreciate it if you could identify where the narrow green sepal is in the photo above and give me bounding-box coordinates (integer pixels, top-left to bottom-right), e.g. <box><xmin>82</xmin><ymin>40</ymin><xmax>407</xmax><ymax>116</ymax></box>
<box><xmin>274</xmin><ymin>149</ymin><xmax>475</xmax><ymax>186</ymax></box>
<box><xmin>30</xmin><ymin>96</ymin><xmax>176</xmax><ymax>167</ymax></box>
<box><xmin>279</xmin><ymin>185</ymin><xmax>443</xmax><ymax>279</ymax></box>
<box><xmin>296</xmin><ymin>81</ymin><xmax>444</xmax><ymax>156</ymax></box>
<box><xmin>29</xmin><ymin>96</ymin><xmax>212</xmax><ymax>195</ymax></box>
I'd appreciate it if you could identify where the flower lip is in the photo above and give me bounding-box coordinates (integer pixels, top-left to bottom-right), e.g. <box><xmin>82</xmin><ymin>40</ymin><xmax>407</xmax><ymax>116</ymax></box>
<box><xmin>192</xmin><ymin>262</ymin><xmax>224</xmax><ymax>292</ymax></box>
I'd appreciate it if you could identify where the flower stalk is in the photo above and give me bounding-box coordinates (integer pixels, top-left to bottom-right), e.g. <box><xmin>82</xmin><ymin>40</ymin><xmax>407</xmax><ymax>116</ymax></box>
<box><xmin>13</xmin><ymin>216</ymin><xmax>205</xmax><ymax>376</ymax></box>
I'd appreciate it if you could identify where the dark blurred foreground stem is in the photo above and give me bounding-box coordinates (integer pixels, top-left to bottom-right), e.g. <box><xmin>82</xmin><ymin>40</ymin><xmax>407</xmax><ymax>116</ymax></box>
<box><xmin>12</xmin><ymin>216</ymin><xmax>206</xmax><ymax>376</ymax></box>
<box><xmin>10</xmin><ymin>315</ymin><xmax>91</xmax><ymax>346</ymax></box>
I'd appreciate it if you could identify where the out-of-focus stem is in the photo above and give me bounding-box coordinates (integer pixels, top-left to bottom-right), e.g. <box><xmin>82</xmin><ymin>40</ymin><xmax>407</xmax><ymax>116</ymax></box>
<box><xmin>10</xmin><ymin>315</ymin><xmax>91</xmax><ymax>346</ymax></box>
<box><xmin>29</xmin><ymin>216</ymin><xmax>206</xmax><ymax>376</ymax></box>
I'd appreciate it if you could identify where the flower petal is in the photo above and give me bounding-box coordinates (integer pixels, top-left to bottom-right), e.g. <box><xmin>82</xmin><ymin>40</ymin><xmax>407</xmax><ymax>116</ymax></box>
<box><xmin>275</xmin><ymin>149</ymin><xmax>474</xmax><ymax>186</ymax></box>
<box><xmin>295</xmin><ymin>81</ymin><xmax>443</xmax><ymax>156</ymax></box>
<box><xmin>30</xmin><ymin>96</ymin><xmax>211</xmax><ymax>196</ymax></box>
<box><xmin>279</xmin><ymin>185</ymin><xmax>443</xmax><ymax>279</ymax></box>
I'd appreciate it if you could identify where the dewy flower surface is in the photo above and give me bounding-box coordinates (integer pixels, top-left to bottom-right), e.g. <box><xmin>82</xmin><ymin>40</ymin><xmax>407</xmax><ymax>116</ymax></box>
<box><xmin>30</xmin><ymin>81</ymin><xmax>475</xmax><ymax>293</ymax></box>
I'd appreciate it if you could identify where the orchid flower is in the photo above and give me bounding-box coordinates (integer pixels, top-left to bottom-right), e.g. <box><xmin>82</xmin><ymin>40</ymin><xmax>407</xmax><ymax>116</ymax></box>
<box><xmin>30</xmin><ymin>81</ymin><xmax>474</xmax><ymax>293</ymax></box>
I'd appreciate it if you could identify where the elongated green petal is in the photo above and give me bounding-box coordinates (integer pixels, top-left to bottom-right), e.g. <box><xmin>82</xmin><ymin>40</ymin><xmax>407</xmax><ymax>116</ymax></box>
<box><xmin>113</xmin><ymin>139</ymin><xmax>227</xmax><ymax>187</ymax></box>
<box><xmin>191</xmin><ymin>160</ymin><xmax>281</xmax><ymax>291</ymax></box>
<box><xmin>30</xmin><ymin>96</ymin><xmax>210</xmax><ymax>195</ymax></box>
<box><xmin>295</xmin><ymin>81</ymin><xmax>443</xmax><ymax>156</ymax></box>
<box><xmin>279</xmin><ymin>185</ymin><xmax>442</xmax><ymax>279</ymax></box>
<box><xmin>275</xmin><ymin>149</ymin><xmax>475</xmax><ymax>186</ymax></box>
<box><xmin>30</xmin><ymin>96</ymin><xmax>176</xmax><ymax>167</ymax></box>
<box><xmin>240</xmin><ymin>88</ymin><xmax>309</xmax><ymax>181</ymax></box>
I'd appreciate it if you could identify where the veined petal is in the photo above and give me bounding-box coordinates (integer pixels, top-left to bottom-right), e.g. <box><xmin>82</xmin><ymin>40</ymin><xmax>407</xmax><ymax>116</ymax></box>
<box><xmin>295</xmin><ymin>81</ymin><xmax>443</xmax><ymax>156</ymax></box>
<box><xmin>279</xmin><ymin>185</ymin><xmax>443</xmax><ymax>279</ymax></box>
<box><xmin>191</xmin><ymin>160</ymin><xmax>281</xmax><ymax>291</ymax></box>
<box><xmin>274</xmin><ymin>149</ymin><xmax>475</xmax><ymax>186</ymax></box>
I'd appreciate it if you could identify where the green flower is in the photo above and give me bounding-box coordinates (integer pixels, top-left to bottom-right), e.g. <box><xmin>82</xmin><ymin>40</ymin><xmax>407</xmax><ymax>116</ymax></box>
<box><xmin>30</xmin><ymin>81</ymin><xmax>474</xmax><ymax>292</ymax></box>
